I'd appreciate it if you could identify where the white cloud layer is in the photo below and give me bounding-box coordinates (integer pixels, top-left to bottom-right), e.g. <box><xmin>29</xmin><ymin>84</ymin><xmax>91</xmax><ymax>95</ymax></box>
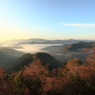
<box><xmin>64</xmin><ymin>23</ymin><xmax>95</xmax><ymax>28</ymax></box>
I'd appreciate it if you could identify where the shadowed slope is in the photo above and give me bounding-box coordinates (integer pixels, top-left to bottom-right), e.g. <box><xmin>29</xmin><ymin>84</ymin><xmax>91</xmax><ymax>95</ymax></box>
<box><xmin>3</xmin><ymin>52</ymin><xmax>62</xmax><ymax>73</ymax></box>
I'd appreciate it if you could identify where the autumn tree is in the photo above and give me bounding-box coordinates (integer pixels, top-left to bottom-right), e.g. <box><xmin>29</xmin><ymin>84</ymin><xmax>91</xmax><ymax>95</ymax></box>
<box><xmin>65</xmin><ymin>57</ymin><xmax>82</xmax><ymax>69</ymax></box>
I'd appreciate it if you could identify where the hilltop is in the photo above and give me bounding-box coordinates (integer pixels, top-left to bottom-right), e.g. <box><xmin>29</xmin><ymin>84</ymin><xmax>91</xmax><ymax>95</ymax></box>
<box><xmin>3</xmin><ymin>52</ymin><xmax>61</xmax><ymax>73</ymax></box>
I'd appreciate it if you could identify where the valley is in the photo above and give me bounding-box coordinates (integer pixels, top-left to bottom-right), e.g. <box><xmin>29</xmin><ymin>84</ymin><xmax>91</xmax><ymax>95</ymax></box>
<box><xmin>1</xmin><ymin>40</ymin><xmax>95</xmax><ymax>73</ymax></box>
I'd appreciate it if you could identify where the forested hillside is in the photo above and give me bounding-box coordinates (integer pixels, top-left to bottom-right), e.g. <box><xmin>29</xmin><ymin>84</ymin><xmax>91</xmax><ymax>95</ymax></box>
<box><xmin>0</xmin><ymin>47</ymin><xmax>95</xmax><ymax>95</ymax></box>
<box><xmin>3</xmin><ymin>52</ymin><xmax>61</xmax><ymax>73</ymax></box>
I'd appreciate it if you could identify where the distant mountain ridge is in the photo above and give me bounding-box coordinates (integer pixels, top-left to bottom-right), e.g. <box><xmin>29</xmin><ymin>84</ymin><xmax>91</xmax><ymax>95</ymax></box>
<box><xmin>17</xmin><ymin>38</ymin><xmax>91</xmax><ymax>44</ymax></box>
<box><xmin>41</xmin><ymin>41</ymin><xmax>95</xmax><ymax>63</ymax></box>
<box><xmin>42</xmin><ymin>41</ymin><xmax>95</xmax><ymax>52</ymax></box>
<box><xmin>58</xmin><ymin>41</ymin><xmax>95</xmax><ymax>52</ymax></box>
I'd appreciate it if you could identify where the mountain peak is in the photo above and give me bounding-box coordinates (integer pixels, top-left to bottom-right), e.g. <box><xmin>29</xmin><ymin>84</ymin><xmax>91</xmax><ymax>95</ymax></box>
<box><xmin>3</xmin><ymin>52</ymin><xmax>62</xmax><ymax>73</ymax></box>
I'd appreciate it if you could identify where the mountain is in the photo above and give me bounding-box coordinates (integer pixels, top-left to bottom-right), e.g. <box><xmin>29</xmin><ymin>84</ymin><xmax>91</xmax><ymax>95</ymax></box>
<box><xmin>17</xmin><ymin>39</ymin><xmax>91</xmax><ymax>45</ymax></box>
<box><xmin>26</xmin><ymin>38</ymin><xmax>48</xmax><ymax>42</ymax></box>
<box><xmin>0</xmin><ymin>47</ymin><xmax>24</xmax><ymax>67</ymax></box>
<box><xmin>41</xmin><ymin>42</ymin><xmax>95</xmax><ymax>63</ymax></box>
<box><xmin>56</xmin><ymin>41</ymin><xmax>95</xmax><ymax>52</ymax></box>
<box><xmin>2</xmin><ymin>41</ymin><xmax>95</xmax><ymax>73</ymax></box>
<box><xmin>17</xmin><ymin>38</ymin><xmax>47</xmax><ymax>44</ymax></box>
<box><xmin>42</xmin><ymin>41</ymin><xmax>95</xmax><ymax>52</ymax></box>
<box><xmin>3</xmin><ymin>52</ymin><xmax>62</xmax><ymax>73</ymax></box>
<box><xmin>41</xmin><ymin>45</ymin><xmax>64</xmax><ymax>52</ymax></box>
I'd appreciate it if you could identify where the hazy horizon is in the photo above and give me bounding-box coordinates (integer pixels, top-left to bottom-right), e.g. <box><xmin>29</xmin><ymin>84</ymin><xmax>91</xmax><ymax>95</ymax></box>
<box><xmin>0</xmin><ymin>38</ymin><xmax>94</xmax><ymax>45</ymax></box>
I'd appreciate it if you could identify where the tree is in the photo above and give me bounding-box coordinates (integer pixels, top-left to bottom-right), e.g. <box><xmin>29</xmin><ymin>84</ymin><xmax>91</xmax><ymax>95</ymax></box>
<box><xmin>65</xmin><ymin>57</ymin><xmax>82</xmax><ymax>69</ymax></box>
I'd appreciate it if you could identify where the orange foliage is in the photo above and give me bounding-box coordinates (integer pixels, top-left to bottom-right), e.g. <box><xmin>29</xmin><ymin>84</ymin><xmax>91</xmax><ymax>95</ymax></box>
<box><xmin>1</xmin><ymin>48</ymin><xmax>95</xmax><ymax>94</ymax></box>
<box><xmin>80</xmin><ymin>48</ymin><xmax>90</xmax><ymax>52</ymax></box>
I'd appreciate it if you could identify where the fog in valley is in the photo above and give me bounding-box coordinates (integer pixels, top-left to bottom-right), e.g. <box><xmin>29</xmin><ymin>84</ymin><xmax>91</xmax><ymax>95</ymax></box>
<box><xmin>15</xmin><ymin>44</ymin><xmax>63</xmax><ymax>53</ymax></box>
<box><xmin>0</xmin><ymin>42</ymin><xmax>88</xmax><ymax>65</ymax></box>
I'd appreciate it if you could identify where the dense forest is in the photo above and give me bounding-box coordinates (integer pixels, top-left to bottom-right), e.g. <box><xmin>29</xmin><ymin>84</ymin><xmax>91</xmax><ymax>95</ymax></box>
<box><xmin>0</xmin><ymin>47</ymin><xmax>95</xmax><ymax>95</ymax></box>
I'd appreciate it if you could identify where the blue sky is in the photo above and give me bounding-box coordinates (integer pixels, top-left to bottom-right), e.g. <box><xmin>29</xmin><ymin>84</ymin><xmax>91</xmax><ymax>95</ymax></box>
<box><xmin>0</xmin><ymin>0</ymin><xmax>95</xmax><ymax>42</ymax></box>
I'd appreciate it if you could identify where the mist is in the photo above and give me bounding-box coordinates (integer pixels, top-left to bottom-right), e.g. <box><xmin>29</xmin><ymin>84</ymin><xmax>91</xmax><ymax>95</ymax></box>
<box><xmin>15</xmin><ymin>44</ymin><xmax>63</xmax><ymax>54</ymax></box>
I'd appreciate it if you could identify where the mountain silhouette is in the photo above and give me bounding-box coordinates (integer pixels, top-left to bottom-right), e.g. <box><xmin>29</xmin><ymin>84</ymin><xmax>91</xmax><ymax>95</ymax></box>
<box><xmin>3</xmin><ymin>52</ymin><xmax>62</xmax><ymax>73</ymax></box>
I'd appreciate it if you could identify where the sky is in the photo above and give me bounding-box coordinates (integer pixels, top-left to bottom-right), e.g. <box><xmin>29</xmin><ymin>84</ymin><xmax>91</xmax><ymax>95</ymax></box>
<box><xmin>0</xmin><ymin>0</ymin><xmax>95</xmax><ymax>43</ymax></box>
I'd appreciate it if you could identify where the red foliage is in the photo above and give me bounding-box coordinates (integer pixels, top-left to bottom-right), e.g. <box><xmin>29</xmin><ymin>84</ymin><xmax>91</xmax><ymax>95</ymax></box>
<box><xmin>1</xmin><ymin>48</ymin><xmax>95</xmax><ymax>94</ymax></box>
<box><xmin>80</xmin><ymin>48</ymin><xmax>90</xmax><ymax>52</ymax></box>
